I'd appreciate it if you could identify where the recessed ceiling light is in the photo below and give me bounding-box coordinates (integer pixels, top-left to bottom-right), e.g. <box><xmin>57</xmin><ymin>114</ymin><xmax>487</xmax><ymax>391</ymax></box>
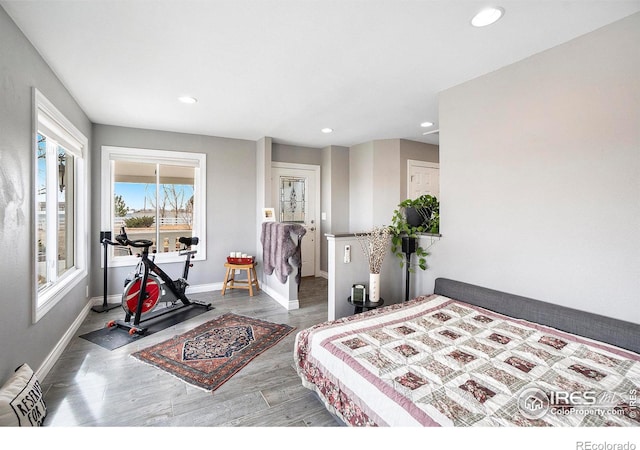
<box><xmin>321</xmin><ymin>128</ymin><xmax>333</xmax><ymax>134</ymax></box>
<box><xmin>471</xmin><ymin>7</ymin><xmax>504</xmax><ymax>27</ymax></box>
<box><xmin>178</xmin><ymin>96</ymin><xmax>198</xmax><ymax>104</ymax></box>
<box><xmin>420</xmin><ymin>121</ymin><xmax>434</xmax><ymax>128</ymax></box>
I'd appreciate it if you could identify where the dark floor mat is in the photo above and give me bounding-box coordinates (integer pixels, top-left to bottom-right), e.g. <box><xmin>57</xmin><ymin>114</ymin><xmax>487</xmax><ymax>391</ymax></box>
<box><xmin>79</xmin><ymin>304</ymin><xmax>211</xmax><ymax>351</ymax></box>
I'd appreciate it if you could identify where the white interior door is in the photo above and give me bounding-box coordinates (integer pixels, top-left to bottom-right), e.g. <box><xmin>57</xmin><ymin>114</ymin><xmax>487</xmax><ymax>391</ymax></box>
<box><xmin>271</xmin><ymin>163</ymin><xmax>319</xmax><ymax>277</ymax></box>
<box><xmin>408</xmin><ymin>160</ymin><xmax>440</xmax><ymax>199</ymax></box>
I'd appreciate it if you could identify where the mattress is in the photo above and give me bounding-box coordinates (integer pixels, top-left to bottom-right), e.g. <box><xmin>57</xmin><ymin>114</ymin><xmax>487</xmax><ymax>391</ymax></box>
<box><xmin>294</xmin><ymin>294</ymin><xmax>640</xmax><ymax>426</ymax></box>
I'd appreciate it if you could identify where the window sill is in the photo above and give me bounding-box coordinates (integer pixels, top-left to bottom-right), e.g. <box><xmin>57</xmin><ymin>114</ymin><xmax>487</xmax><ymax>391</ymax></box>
<box><xmin>34</xmin><ymin>267</ymin><xmax>87</xmax><ymax>323</ymax></box>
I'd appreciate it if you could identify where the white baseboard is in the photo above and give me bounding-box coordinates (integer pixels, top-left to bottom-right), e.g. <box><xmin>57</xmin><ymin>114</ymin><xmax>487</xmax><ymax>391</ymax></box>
<box><xmin>318</xmin><ymin>270</ymin><xmax>328</xmax><ymax>279</ymax></box>
<box><xmin>261</xmin><ymin>284</ymin><xmax>299</xmax><ymax>310</ymax></box>
<box><xmin>187</xmin><ymin>282</ymin><xmax>223</xmax><ymax>294</ymax></box>
<box><xmin>91</xmin><ymin>293</ymin><xmax>121</xmax><ymax>306</ymax></box>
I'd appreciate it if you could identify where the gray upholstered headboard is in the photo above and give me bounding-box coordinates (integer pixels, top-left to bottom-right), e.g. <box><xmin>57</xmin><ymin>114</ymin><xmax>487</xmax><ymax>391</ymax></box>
<box><xmin>433</xmin><ymin>278</ymin><xmax>640</xmax><ymax>355</ymax></box>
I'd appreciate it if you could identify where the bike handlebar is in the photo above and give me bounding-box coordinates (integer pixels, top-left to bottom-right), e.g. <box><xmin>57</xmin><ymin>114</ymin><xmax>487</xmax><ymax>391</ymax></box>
<box><xmin>113</xmin><ymin>230</ymin><xmax>152</xmax><ymax>248</ymax></box>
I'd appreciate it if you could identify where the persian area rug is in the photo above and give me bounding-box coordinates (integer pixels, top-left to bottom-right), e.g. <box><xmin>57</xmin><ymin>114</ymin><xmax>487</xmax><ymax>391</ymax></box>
<box><xmin>131</xmin><ymin>313</ymin><xmax>295</xmax><ymax>392</ymax></box>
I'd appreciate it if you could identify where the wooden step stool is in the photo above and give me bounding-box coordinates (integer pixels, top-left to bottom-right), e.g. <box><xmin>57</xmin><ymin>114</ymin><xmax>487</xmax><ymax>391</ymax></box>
<box><xmin>222</xmin><ymin>262</ymin><xmax>260</xmax><ymax>296</ymax></box>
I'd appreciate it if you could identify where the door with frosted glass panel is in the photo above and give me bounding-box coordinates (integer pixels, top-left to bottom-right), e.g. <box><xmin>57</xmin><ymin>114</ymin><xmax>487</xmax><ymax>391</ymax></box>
<box><xmin>271</xmin><ymin>164</ymin><xmax>318</xmax><ymax>277</ymax></box>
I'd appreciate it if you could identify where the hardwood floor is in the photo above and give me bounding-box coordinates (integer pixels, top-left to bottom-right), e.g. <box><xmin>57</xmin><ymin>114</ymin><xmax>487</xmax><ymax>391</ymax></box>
<box><xmin>41</xmin><ymin>276</ymin><xmax>339</xmax><ymax>427</ymax></box>
<box><xmin>35</xmin><ymin>276</ymin><xmax>613</xmax><ymax>449</ymax></box>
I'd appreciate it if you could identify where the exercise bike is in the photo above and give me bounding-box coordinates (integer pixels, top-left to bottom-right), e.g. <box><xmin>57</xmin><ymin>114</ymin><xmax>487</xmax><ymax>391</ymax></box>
<box><xmin>106</xmin><ymin>227</ymin><xmax>212</xmax><ymax>335</ymax></box>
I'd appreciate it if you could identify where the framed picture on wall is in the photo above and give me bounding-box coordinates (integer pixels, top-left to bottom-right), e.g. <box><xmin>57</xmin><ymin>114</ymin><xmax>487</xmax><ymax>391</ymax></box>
<box><xmin>262</xmin><ymin>207</ymin><xmax>276</xmax><ymax>222</ymax></box>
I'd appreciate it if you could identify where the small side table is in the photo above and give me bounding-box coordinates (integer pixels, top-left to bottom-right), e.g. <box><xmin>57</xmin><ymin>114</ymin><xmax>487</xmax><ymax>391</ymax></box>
<box><xmin>222</xmin><ymin>262</ymin><xmax>260</xmax><ymax>296</ymax></box>
<box><xmin>347</xmin><ymin>296</ymin><xmax>384</xmax><ymax>314</ymax></box>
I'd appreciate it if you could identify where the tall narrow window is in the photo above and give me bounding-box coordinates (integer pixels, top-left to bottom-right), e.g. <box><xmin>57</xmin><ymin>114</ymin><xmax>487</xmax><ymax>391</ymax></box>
<box><xmin>34</xmin><ymin>89</ymin><xmax>88</xmax><ymax>321</ymax></box>
<box><xmin>102</xmin><ymin>146</ymin><xmax>206</xmax><ymax>266</ymax></box>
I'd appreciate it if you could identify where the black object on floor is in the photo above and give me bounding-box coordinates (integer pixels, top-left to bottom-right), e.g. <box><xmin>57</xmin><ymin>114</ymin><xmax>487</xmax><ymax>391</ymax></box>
<box><xmin>79</xmin><ymin>305</ymin><xmax>210</xmax><ymax>351</ymax></box>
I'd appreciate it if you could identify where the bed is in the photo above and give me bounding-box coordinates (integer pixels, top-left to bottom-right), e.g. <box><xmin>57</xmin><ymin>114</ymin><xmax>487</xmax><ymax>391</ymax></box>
<box><xmin>294</xmin><ymin>278</ymin><xmax>640</xmax><ymax>426</ymax></box>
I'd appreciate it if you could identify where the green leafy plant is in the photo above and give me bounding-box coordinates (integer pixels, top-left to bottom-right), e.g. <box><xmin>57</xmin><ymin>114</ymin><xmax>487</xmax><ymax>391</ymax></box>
<box><xmin>123</xmin><ymin>215</ymin><xmax>155</xmax><ymax>228</ymax></box>
<box><xmin>389</xmin><ymin>195</ymin><xmax>439</xmax><ymax>271</ymax></box>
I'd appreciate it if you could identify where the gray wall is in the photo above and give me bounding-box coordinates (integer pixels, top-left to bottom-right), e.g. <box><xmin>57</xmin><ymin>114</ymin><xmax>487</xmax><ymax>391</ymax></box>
<box><xmin>349</xmin><ymin>138</ymin><xmax>437</xmax><ymax>231</ymax></box>
<box><xmin>320</xmin><ymin>146</ymin><xmax>349</xmax><ymax>272</ymax></box>
<box><xmin>0</xmin><ymin>7</ymin><xmax>92</xmax><ymax>381</ymax></box>
<box><xmin>348</xmin><ymin>141</ymin><xmax>374</xmax><ymax>231</ymax></box>
<box><xmin>371</xmin><ymin>139</ymin><xmax>401</xmax><ymax>227</ymax></box>
<box><xmin>255</xmin><ymin>137</ymin><xmax>272</xmax><ymax>279</ymax></box>
<box><xmin>426</xmin><ymin>12</ymin><xmax>640</xmax><ymax>324</ymax></box>
<box><xmin>272</xmin><ymin>143</ymin><xmax>322</xmax><ymax>165</ymax></box>
<box><xmin>91</xmin><ymin>125</ymin><xmax>257</xmax><ymax>297</ymax></box>
<box><xmin>269</xmin><ymin>139</ymin><xmax>437</xmax><ymax>271</ymax></box>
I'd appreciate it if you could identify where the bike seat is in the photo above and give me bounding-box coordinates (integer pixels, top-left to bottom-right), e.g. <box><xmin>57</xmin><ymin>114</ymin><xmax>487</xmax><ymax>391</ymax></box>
<box><xmin>128</xmin><ymin>239</ymin><xmax>154</xmax><ymax>248</ymax></box>
<box><xmin>179</xmin><ymin>236</ymin><xmax>199</xmax><ymax>246</ymax></box>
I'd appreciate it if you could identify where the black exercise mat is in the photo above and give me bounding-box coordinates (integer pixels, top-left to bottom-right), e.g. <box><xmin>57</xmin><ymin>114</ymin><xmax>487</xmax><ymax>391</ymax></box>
<box><xmin>79</xmin><ymin>305</ymin><xmax>211</xmax><ymax>351</ymax></box>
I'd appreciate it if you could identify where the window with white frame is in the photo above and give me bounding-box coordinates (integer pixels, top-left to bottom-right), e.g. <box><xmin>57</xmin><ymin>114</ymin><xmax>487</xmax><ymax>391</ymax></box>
<box><xmin>34</xmin><ymin>89</ymin><xmax>88</xmax><ymax>321</ymax></box>
<box><xmin>101</xmin><ymin>146</ymin><xmax>206</xmax><ymax>267</ymax></box>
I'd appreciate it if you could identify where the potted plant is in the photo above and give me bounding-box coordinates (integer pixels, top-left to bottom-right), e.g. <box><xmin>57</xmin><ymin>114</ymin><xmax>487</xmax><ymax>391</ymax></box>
<box><xmin>389</xmin><ymin>194</ymin><xmax>439</xmax><ymax>272</ymax></box>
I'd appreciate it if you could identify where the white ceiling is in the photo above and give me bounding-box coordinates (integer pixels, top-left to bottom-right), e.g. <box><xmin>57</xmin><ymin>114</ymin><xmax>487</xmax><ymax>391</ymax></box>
<box><xmin>3</xmin><ymin>0</ymin><xmax>640</xmax><ymax>148</ymax></box>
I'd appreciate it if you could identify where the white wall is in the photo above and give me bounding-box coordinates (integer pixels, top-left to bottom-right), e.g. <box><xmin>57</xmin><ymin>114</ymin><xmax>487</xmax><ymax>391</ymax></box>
<box><xmin>321</xmin><ymin>145</ymin><xmax>349</xmax><ymax>272</ymax></box>
<box><xmin>430</xmin><ymin>12</ymin><xmax>640</xmax><ymax>323</ymax></box>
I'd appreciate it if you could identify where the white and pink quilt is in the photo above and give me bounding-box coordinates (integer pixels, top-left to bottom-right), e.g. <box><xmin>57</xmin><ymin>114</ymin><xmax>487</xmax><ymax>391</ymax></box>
<box><xmin>294</xmin><ymin>295</ymin><xmax>640</xmax><ymax>426</ymax></box>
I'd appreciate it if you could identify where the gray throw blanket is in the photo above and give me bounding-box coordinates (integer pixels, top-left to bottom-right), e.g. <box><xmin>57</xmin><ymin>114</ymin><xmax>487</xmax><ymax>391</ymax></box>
<box><xmin>261</xmin><ymin>222</ymin><xmax>307</xmax><ymax>284</ymax></box>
